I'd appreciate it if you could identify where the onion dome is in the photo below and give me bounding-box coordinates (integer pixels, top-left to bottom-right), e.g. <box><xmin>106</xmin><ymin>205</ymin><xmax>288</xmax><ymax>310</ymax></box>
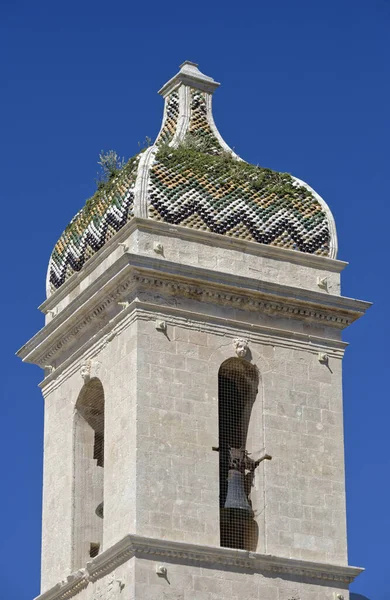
<box><xmin>47</xmin><ymin>61</ymin><xmax>337</xmax><ymax>296</ymax></box>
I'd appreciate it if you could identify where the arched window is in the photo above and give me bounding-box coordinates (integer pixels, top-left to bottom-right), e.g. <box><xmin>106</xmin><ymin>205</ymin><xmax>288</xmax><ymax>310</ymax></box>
<box><xmin>218</xmin><ymin>358</ymin><xmax>260</xmax><ymax>550</ymax></box>
<box><xmin>73</xmin><ymin>378</ymin><xmax>105</xmax><ymax>568</ymax></box>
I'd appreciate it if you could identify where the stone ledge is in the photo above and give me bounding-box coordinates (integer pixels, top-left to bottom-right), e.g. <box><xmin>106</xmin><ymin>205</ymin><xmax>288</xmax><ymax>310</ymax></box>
<box><xmin>35</xmin><ymin>534</ymin><xmax>363</xmax><ymax>600</ymax></box>
<box><xmin>38</xmin><ymin>303</ymin><xmax>348</xmax><ymax>394</ymax></box>
<box><xmin>18</xmin><ymin>252</ymin><xmax>371</xmax><ymax>371</ymax></box>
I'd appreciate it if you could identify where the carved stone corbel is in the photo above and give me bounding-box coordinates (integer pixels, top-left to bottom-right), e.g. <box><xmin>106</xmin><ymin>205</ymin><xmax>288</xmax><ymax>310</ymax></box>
<box><xmin>80</xmin><ymin>361</ymin><xmax>91</xmax><ymax>382</ymax></box>
<box><xmin>233</xmin><ymin>338</ymin><xmax>249</xmax><ymax>358</ymax></box>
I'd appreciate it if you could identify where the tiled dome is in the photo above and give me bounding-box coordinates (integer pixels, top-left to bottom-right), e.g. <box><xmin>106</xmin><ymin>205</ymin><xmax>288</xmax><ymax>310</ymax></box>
<box><xmin>47</xmin><ymin>61</ymin><xmax>337</xmax><ymax>295</ymax></box>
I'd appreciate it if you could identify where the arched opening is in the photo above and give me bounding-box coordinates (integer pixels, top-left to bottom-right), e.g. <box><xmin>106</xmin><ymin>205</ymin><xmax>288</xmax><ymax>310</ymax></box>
<box><xmin>73</xmin><ymin>378</ymin><xmax>104</xmax><ymax>569</ymax></box>
<box><xmin>218</xmin><ymin>358</ymin><xmax>260</xmax><ymax>550</ymax></box>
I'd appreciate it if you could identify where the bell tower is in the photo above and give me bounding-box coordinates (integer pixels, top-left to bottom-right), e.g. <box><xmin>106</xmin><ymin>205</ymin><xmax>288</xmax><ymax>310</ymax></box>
<box><xmin>19</xmin><ymin>62</ymin><xmax>370</xmax><ymax>600</ymax></box>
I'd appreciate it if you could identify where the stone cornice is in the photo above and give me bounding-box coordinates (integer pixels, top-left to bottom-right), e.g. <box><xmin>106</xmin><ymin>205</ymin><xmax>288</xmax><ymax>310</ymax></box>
<box><xmin>18</xmin><ymin>253</ymin><xmax>370</xmax><ymax>372</ymax></box>
<box><xmin>127</xmin><ymin>255</ymin><xmax>367</xmax><ymax>315</ymax></box>
<box><xmin>34</xmin><ymin>534</ymin><xmax>363</xmax><ymax>600</ymax></box>
<box><xmin>158</xmin><ymin>61</ymin><xmax>220</xmax><ymax>97</ymax></box>
<box><xmin>41</xmin><ymin>218</ymin><xmax>348</xmax><ymax>313</ymax></box>
<box><xmin>38</xmin><ymin>304</ymin><xmax>348</xmax><ymax>394</ymax></box>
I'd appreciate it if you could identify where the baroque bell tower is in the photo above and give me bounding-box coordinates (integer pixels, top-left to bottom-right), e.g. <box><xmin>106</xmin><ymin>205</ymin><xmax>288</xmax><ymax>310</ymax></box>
<box><xmin>19</xmin><ymin>61</ymin><xmax>370</xmax><ymax>600</ymax></box>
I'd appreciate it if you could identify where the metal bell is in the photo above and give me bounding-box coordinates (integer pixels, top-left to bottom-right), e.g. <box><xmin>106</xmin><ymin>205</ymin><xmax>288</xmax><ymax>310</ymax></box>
<box><xmin>224</xmin><ymin>469</ymin><xmax>253</xmax><ymax>515</ymax></box>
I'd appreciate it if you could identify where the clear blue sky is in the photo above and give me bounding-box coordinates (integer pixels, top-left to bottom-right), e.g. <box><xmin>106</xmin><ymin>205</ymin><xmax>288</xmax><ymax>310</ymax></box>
<box><xmin>1</xmin><ymin>1</ymin><xmax>388</xmax><ymax>598</ymax></box>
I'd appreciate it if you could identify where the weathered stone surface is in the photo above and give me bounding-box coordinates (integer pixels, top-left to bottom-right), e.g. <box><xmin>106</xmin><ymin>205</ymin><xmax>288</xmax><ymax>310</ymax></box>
<box><xmin>18</xmin><ymin>219</ymin><xmax>368</xmax><ymax>598</ymax></box>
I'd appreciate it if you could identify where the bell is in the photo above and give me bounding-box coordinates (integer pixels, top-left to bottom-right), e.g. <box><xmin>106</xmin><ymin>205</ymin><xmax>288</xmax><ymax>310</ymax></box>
<box><xmin>224</xmin><ymin>469</ymin><xmax>253</xmax><ymax>515</ymax></box>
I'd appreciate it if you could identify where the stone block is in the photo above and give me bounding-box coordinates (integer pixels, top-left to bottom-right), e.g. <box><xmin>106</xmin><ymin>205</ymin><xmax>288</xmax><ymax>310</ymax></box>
<box><xmin>176</xmin><ymin>341</ymin><xmax>200</xmax><ymax>358</ymax></box>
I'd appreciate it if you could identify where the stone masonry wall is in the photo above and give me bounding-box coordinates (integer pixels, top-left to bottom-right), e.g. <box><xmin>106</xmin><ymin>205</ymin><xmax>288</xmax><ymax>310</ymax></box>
<box><xmin>40</xmin><ymin>307</ymin><xmax>347</xmax><ymax>592</ymax></box>
<box><xmin>133</xmin><ymin>226</ymin><xmax>342</xmax><ymax>295</ymax></box>
<box><xmin>38</xmin><ymin>224</ymin><xmax>351</xmax><ymax>594</ymax></box>
<box><xmin>40</xmin><ymin>374</ymin><xmax>75</xmax><ymax>590</ymax></box>
<box><xmin>134</xmin><ymin>316</ymin><xmax>347</xmax><ymax>564</ymax></box>
<box><xmin>40</xmin><ymin>321</ymin><xmax>138</xmax><ymax>591</ymax></box>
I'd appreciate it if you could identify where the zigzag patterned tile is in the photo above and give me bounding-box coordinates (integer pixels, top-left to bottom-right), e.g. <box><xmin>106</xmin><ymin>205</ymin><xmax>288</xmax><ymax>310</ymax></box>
<box><xmin>48</xmin><ymin>157</ymin><xmax>139</xmax><ymax>292</ymax></box>
<box><xmin>47</xmin><ymin>62</ymin><xmax>335</xmax><ymax>297</ymax></box>
<box><xmin>148</xmin><ymin>149</ymin><xmax>330</xmax><ymax>255</ymax></box>
<box><xmin>156</xmin><ymin>91</ymin><xmax>180</xmax><ymax>145</ymax></box>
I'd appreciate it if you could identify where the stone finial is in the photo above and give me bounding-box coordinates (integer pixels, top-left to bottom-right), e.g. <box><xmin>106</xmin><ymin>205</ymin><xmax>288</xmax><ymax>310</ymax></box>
<box><xmin>233</xmin><ymin>338</ymin><xmax>249</xmax><ymax>358</ymax></box>
<box><xmin>80</xmin><ymin>361</ymin><xmax>91</xmax><ymax>382</ymax></box>
<box><xmin>158</xmin><ymin>61</ymin><xmax>220</xmax><ymax>97</ymax></box>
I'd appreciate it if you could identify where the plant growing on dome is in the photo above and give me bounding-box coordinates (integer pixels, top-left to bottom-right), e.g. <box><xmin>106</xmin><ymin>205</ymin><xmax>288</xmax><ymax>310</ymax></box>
<box><xmin>138</xmin><ymin>136</ymin><xmax>152</xmax><ymax>151</ymax></box>
<box><xmin>155</xmin><ymin>139</ymin><xmax>316</xmax><ymax>209</ymax></box>
<box><xmin>96</xmin><ymin>150</ymin><xmax>125</xmax><ymax>189</ymax></box>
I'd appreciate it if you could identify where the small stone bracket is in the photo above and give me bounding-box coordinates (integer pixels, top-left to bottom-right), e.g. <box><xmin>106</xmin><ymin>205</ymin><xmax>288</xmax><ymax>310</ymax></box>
<box><xmin>118</xmin><ymin>301</ymin><xmax>130</xmax><ymax>310</ymax></box>
<box><xmin>318</xmin><ymin>352</ymin><xmax>329</xmax><ymax>365</ymax></box>
<box><xmin>153</xmin><ymin>241</ymin><xmax>164</xmax><ymax>255</ymax></box>
<box><xmin>156</xmin><ymin>565</ymin><xmax>167</xmax><ymax>576</ymax></box>
<box><xmin>118</xmin><ymin>242</ymin><xmax>129</xmax><ymax>253</ymax></box>
<box><xmin>155</xmin><ymin>320</ymin><xmax>167</xmax><ymax>332</ymax></box>
<box><xmin>317</xmin><ymin>276</ymin><xmax>328</xmax><ymax>291</ymax></box>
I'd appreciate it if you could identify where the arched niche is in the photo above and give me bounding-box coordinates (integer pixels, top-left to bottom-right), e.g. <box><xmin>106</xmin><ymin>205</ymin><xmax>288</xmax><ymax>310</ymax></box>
<box><xmin>218</xmin><ymin>358</ymin><xmax>262</xmax><ymax>551</ymax></box>
<box><xmin>72</xmin><ymin>378</ymin><xmax>105</xmax><ymax>569</ymax></box>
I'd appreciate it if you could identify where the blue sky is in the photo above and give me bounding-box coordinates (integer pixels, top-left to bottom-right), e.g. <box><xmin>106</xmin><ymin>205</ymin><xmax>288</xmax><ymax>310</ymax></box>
<box><xmin>1</xmin><ymin>1</ymin><xmax>389</xmax><ymax>598</ymax></box>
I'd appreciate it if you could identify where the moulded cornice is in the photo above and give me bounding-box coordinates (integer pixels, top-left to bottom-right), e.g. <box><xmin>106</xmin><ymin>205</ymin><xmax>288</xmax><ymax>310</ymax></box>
<box><xmin>158</xmin><ymin>61</ymin><xmax>220</xmax><ymax>97</ymax></box>
<box><xmin>18</xmin><ymin>252</ymin><xmax>371</xmax><ymax>372</ymax></box>
<box><xmin>37</xmin><ymin>304</ymin><xmax>349</xmax><ymax>394</ymax></box>
<box><xmin>34</xmin><ymin>534</ymin><xmax>363</xmax><ymax>600</ymax></box>
<box><xmin>40</xmin><ymin>302</ymin><xmax>349</xmax><ymax>393</ymax></box>
<box><xmin>41</xmin><ymin>218</ymin><xmax>348</xmax><ymax>313</ymax></box>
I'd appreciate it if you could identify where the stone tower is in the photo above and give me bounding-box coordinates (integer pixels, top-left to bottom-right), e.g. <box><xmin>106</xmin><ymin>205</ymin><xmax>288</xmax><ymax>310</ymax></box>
<box><xmin>18</xmin><ymin>62</ymin><xmax>370</xmax><ymax>600</ymax></box>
